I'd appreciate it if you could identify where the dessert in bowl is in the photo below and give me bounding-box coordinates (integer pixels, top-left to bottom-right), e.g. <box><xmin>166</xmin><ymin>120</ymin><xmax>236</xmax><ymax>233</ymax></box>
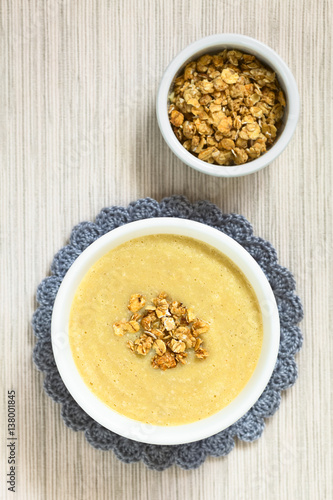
<box><xmin>51</xmin><ymin>218</ymin><xmax>280</xmax><ymax>445</ymax></box>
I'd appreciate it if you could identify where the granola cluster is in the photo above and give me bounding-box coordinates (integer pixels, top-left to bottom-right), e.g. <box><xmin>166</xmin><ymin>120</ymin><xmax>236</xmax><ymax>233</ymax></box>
<box><xmin>113</xmin><ymin>292</ymin><xmax>209</xmax><ymax>370</ymax></box>
<box><xmin>168</xmin><ymin>50</ymin><xmax>286</xmax><ymax>166</ymax></box>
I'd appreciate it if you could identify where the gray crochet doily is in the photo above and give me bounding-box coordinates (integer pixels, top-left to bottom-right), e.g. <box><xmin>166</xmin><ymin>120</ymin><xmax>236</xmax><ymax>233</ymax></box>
<box><xmin>32</xmin><ymin>196</ymin><xmax>303</xmax><ymax>470</ymax></box>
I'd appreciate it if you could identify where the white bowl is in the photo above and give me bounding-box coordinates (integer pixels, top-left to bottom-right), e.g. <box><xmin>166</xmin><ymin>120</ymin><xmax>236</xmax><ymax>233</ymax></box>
<box><xmin>51</xmin><ymin>218</ymin><xmax>280</xmax><ymax>445</ymax></box>
<box><xmin>156</xmin><ymin>34</ymin><xmax>300</xmax><ymax>177</ymax></box>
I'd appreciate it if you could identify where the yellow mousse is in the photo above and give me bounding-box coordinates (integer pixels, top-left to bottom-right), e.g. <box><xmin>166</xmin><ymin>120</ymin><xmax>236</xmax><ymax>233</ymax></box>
<box><xmin>69</xmin><ymin>234</ymin><xmax>263</xmax><ymax>426</ymax></box>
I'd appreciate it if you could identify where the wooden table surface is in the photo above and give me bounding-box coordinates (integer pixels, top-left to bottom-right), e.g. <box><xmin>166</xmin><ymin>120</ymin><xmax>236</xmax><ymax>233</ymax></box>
<box><xmin>1</xmin><ymin>1</ymin><xmax>332</xmax><ymax>499</ymax></box>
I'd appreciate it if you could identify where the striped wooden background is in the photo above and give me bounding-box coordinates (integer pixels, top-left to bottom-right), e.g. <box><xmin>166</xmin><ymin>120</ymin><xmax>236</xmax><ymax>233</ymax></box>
<box><xmin>1</xmin><ymin>1</ymin><xmax>332</xmax><ymax>499</ymax></box>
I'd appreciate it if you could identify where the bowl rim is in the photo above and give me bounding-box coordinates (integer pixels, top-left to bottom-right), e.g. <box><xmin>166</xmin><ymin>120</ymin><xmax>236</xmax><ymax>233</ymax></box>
<box><xmin>156</xmin><ymin>33</ymin><xmax>300</xmax><ymax>177</ymax></box>
<box><xmin>51</xmin><ymin>217</ymin><xmax>280</xmax><ymax>445</ymax></box>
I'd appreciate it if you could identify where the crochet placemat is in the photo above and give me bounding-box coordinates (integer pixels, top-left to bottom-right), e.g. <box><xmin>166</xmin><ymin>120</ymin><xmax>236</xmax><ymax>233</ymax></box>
<box><xmin>32</xmin><ymin>196</ymin><xmax>303</xmax><ymax>470</ymax></box>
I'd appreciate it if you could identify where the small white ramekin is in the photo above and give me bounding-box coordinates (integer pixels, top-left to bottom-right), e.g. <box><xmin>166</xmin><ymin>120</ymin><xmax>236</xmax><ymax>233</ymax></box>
<box><xmin>51</xmin><ymin>218</ymin><xmax>280</xmax><ymax>445</ymax></box>
<box><xmin>156</xmin><ymin>34</ymin><xmax>300</xmax><ymax>177</ymax></box>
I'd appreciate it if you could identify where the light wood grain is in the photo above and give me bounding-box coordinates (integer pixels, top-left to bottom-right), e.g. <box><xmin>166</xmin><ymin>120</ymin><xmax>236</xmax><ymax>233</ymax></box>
<box><xmin>1</xmin><ymin>1</ymin><xmax>332</xmax><ymax>499</ymax></box>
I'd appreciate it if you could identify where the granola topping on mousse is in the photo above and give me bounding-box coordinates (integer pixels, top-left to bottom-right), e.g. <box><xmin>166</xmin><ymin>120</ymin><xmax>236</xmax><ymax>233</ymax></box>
<box><xmin>113</xmin><ymin>292</ymin><xmax>209</xmax><ymax>370</ymax></box>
